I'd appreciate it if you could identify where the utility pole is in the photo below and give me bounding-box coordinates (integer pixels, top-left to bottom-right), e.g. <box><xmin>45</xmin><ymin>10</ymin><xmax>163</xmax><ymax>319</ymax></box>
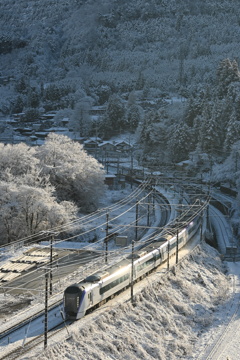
<box><xmin>105</xmin><ymin>212</ymin><xmax>109</xmax><ymax>263</ymax></box>
<box><xmin>176</xmin><ymin>228</ymin><xmax>179</xmax><ymax>264</ymax></box>
<box><xmin>152</xmin><ymin>179</ymin><xmax>155</xmax><ymax>218</ymax></box>
<box><xmin>44</xmin><ymin>270</ymin><xmax>49</xmax><ymax>349</ymax></box>
<box><xmin>49</xmin><ymin>234</ymin><xmax>53</xmax><ymax>296</ymax></box>
<box><xmin>167</xmin><ymin>240</ymin><xmax>170</xmax><ymax>270</ymax></box>
<box><xmin>147</xmin><ymin>195</ymin><xmax>150</xmax><ymax>227</ymax></box>
<box><xmin>131</xmin><ymin>239</ymin><xmax>134</xmax><ymax>305</ymax></box>
<box><xmin>130</xmin><ymin>150</ymin><xmax>133</xmax><ymax>189</ymax></box>
<box><xmin>135</xmin><ymin>201</ymin><xmax>139</xmax><ymax>241</ymax></box>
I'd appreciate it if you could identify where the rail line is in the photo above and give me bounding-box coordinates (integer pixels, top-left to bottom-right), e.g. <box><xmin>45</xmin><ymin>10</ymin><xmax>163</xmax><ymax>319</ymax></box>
<box><xmin>0</xmin><ymin>320</ymin><xmax>72</xmax><ymax>360</ymax></box>
<box><xmin>0</xmin><ymin>298</ymin><xmax>62</xmax><ymax>345</ymax></box>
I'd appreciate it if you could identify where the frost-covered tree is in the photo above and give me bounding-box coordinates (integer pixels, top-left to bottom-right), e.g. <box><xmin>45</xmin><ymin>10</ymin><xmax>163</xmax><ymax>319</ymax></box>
<box><xmin>0</xmin><ymin>135</ymin><xmax>106</xmax><ymax>243</ymax></box>
<box><xmin>224</xmin><ymin>111</ymin><xmax>240</xmax><ymax>152</ymax></box>
<box><xmin>0</xmin><ymin>143</ymin><xmax>39</xmax><ymax>178</ymax></box>
<box><xmin>127</xmin><ymin>90</ymin><xmax>136</xmax><ymax>108</ymax></box>
<box><xmin>198</xmin><ymin>103</ymin><xmax>222</xmax><ymax>155</ymax></box>
<box><xmin>212</xmin><ymin>141</ymin><xmax>240</xmax><ymax>185</ymax></box>
<box><xmin>217</xmin><ymin>59</ymin><xmax>240</xmax><ymax>98</ymax></box>
<box><xmin>138</xmin><ymin>109</ymin><xmax>162</xmax><ymax>146</ymax></box>
<box><xmin>70</xmin><ymin>97</ymin><xmax>93</xmax><ymax>136</ymax></box>
<box><xmin>36</xmin><ymin>133</ymin><xmax>105</xmax><ymax>211</ymax></box>
<box><xmin>167</xmin><ymin>122</ymin><xmax>193</xmax><ymax>163</ymax></box>
<box><xmin>126</xmin><ymin>104</ymin><xmax>143</xmax><ymax>131</ymax></box>
<box><xmin>0</xmin><ymin>181</ymin><xmax>77</xmax><ymax>244</ymax></box>
<box><xmin>102</xmin><ymin>94</ymin><xmax>126</xmax><ymax>137</ymax></box>
<box><xmin>185</xmin><ymin>91</ymin><xmax>206</xmax><ymax>127</ymax></box>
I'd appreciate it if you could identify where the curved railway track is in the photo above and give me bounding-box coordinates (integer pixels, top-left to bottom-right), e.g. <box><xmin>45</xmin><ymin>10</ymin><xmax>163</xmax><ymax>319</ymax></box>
<box><xmin>0</xmin><ymin>183</ymin><xmax>174</xmax><ymax>359</ymax></box>
<box><xmin>0</xmin><ymin>179</ymin><xmax>210</xmax><ymax>359</ymax></box>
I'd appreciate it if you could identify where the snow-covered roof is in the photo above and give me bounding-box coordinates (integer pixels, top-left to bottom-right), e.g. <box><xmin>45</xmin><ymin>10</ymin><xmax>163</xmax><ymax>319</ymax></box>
<box><xmin>98</xmin><ymin>141</ymin><xmax>115</xmax><ymax>147</ymax></box>
<box><xmin>84</xmin><ymin>139</ymin><xmax>98</xmax><ymax>144</ymax></box>
<box><xmin>88</xmin><ymin>136</ymin><xmax>102</xmax><ymax>141</ymax></box>
<box><xmin>115</xmin><ymin>140</ymin><xmax>132</xmax><ymax>146</ymax></box>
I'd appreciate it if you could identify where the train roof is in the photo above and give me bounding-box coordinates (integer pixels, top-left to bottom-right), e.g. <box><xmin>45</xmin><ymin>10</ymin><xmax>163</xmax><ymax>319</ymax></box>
<box><xmin>83</xmin><ymin>258</ymin><xmax>131</xmax><ymax>283</ymax></box>
<box><xmin>76</xmin><ymin>239</ymin><xmax>170</xmax><ymax>287</ymax></box>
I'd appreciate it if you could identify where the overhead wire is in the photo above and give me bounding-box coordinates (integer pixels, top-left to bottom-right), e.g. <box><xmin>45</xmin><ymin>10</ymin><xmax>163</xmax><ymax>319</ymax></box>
<box><xmin>0</xmin><ymin>177</ymin><xmax>209</xmax><ymax>296</ymax></box>
<box><xmin>0</xmin><ymin>179</ymin><xmax>152</xmax><ymax>251</ymax></box>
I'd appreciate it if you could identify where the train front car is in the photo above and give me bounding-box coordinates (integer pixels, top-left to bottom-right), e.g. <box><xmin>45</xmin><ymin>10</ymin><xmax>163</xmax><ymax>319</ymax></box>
<box><xmin>64</xmin><ymin>283</ymin><xmax>86</xmax><ymax>320</ymax></box>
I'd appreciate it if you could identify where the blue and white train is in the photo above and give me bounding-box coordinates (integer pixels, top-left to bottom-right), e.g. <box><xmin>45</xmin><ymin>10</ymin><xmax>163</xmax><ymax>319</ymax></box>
<box><xmin>64</xmin><ymin>213</ymin><xmax>202</xmax><ymax>320</ymax></box>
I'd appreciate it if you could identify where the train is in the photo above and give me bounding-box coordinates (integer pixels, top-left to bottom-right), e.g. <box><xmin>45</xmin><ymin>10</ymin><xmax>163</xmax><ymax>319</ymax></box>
<box><xmin>64</xmin><ymin>211</ymin><xmax>203</xmax><ymax>320</ymax></box>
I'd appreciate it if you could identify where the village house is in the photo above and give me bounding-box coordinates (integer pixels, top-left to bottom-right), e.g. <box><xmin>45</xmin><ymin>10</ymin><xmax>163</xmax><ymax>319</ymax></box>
<box><xmin>115</xmin><ymin>140</ymin><xmax>132</xmax><ymax>153</ymax></box>
<box><xmin>98</xmin><ymin>141</ymin><xmax>116</xmax><ymax>153</ymax></box>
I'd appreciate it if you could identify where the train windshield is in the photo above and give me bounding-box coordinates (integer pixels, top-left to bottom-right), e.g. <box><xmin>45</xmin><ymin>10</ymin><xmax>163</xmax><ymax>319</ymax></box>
<box><xmin>64</xmin><ymin>285</ymin><xmax>85</xmax><ymax>317</ymax></box>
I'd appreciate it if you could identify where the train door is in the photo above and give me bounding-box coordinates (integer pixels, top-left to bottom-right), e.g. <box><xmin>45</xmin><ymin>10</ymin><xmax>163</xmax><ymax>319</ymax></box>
<box><xmin>88</xmin><ymin>290</ymin><xmax>93</xmax><ymax>306</ymax></box>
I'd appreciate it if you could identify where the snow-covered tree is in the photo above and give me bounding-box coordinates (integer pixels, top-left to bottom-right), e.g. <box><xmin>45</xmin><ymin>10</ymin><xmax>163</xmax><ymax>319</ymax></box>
<box><xmin>198</xmin><ymin>103</ymin><xmax>222</xmax><ymax>155</ymax></box>
<box><xmin>126</xmin><ymin>104</ymin><xmax>143</xmax><ymax>131</ymax></box>
<box><xmin>167</xmin><ymin>122</ymin><xmax>193</xmax><ymax>163</ymax></box>
<box><xmin>211</xmin><ymin>142</ymin><xmax>240</xmax><ymax>185</ymax></box>
<box><xmin>0</xmin><ymin>181</ymin><xmax>77</xmax><ymax>244</ymax></box>
<box><xmin>224</xmin><ymin>111</ymin><xmax>240</xmax><ymax>152</ymax></box>
<box><xmin>70</xmin><ymin>97</ymin><xmax>93</xmax><ymax>136</ymax></box>
<box><xmin>0</xmin><ymin>143</ymin><xmax>39</xmax><ymax>178</ymax></box>
<box><xmin>36</xmin><ymin>133</ymin><xmax>105</xmax><ymax>211</ymax></box>
<box><xmin>0</xmin><ymin>135</ymin><xmax>106</xmax><ymax>243</ymax></box>
<box><xmin>217</xmin><ymin>59</ymin><xmax>240</xmax><ymax>98</ymax></box>
<box><xmin>101</xmin><ymin>94</ymin><xmax>126</xmax><ymax>137</ymax></box>
<box><xmin>138</xmin><ymin>109</ymin><xmax>162</xmax><ymax>146</ymax></box>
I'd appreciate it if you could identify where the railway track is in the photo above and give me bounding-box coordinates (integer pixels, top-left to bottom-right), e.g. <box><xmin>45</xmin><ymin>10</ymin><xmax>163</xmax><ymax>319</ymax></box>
<box><xmin>0</xmin><ymin>298</ymin><xmax>63</xmax><ymax>345</ymax></box>
<box><xmin>0</xmin><ymin>320</ymin><xmax>72</xmax><ymax>360</ymax></box>
<box><xmin>0</xmin><ymin>181</ymin><xmax>208</xmax><ymax>359</ymax></box>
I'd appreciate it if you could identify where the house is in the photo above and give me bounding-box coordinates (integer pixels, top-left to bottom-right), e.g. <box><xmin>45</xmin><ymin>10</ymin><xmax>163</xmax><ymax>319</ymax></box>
<box><xmin>104</xmin><ymin>174</ymin><xmax>116</xmax><ymax>188</ymax></box>
<box><xmin>90</xmin><ymin>105</ymin><xmax>106</xmax><ymax>115</ymax></box>
<box><xmin>115</xmin><ymin>140</ymin><xmax>132</xmax><ymax>152</ymax></box>
<box><xmin>98</xmin><ymin>141</ymin><xmax>116</xmax><ymax>153</ymax></box>
<box><xmin>88</xmin><ymin>136</ymin><xmax>102</xmax><ymax>143</ymax></box>
<box><xmin>40</xmin><ymin>112</ymin><xmax>57</xmax><ymax>120</ymax></box>
<box><xmin>83</xmin><ymin>139</ymin><xmax>99</xmax><ymax>150</ymax></box>
<box><xmin>61</xmin><ymin>117</ymin><xmax>69</xmax><ymax>126</ymax></box>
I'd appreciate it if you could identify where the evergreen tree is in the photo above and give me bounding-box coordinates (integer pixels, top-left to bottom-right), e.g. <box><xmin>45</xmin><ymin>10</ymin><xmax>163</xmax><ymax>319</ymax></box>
<box><xmin>102</xmin><ymin>94</ymin><xmax>126</xmax><ymax>137</ymax></box>
<box><xmin>126</xmin><ymin>104</ymin><xmax>143</xmax><ymax>132</ymax></box>
<box><xmin>139</xmin><ymin>110</ymin><xmax>161</xmax><ymax>146</ymax></box>
<box><xmin>71</xmin><ymin>97</ymin><xmax>92</xmax><ymax>137</ymax></box>
<box><xmin>224</xmin><ymin>111</ymin><xmax>240</xmax><ymax>152</ymax></box>
<box><xmin>217</xmin><ymin>58</ymin><xmax>240</xmax><ymax>98</ymax></box>
<box><xmin>12</xmin><ymin>95</ymin><xmax>24</xmax><ymax>113</ymax></box>
<box><xmin>167</xmin><ymin>122</ymin><xmax>193</xmax><ymax>163</ymax></box>
<box><xmin>198</xmin><ymin>103</ymin><xmax>221</xmax><ymax>154</ymax></box>
<box><xmin>135</xmin><ymin>71</ymin><xmax>145</xmax><ymax>90</ymax></box>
